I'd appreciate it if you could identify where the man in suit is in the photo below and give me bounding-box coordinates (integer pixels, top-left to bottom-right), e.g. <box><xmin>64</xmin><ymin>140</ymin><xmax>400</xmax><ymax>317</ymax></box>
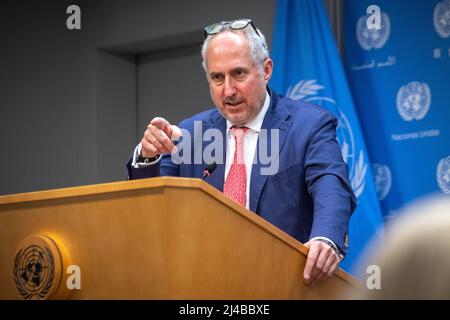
<box><xmin>127</xmin><ymin>19</ymin><xmax>356</xmax><ymax>286</ymax></box>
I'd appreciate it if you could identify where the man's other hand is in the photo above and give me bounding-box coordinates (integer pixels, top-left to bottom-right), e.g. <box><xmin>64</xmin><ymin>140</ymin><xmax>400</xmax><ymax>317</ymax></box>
<box><xmin>303</xmin><ymin>240</ymin><xmax>340</xmax><ymax>287</ymax></box>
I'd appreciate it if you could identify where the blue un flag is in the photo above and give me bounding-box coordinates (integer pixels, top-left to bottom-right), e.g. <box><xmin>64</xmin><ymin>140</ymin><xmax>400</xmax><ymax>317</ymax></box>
<box><xmin>270</xmin><ymin>0</ymin><xmax>384</xmax><ymax>274</ymax></box>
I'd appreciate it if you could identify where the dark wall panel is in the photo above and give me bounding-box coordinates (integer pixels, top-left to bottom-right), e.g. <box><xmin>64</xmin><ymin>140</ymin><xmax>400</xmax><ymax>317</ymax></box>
<box><xmin>0</xmin><ymin>0</ymin><xmax>281</xmax><ymax>194</ymax></box>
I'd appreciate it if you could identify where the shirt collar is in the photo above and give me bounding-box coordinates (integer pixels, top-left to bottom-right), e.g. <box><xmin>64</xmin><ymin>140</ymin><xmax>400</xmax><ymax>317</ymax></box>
<box><xmin>226</xmin><ymin>91</ymin><xmax>270</xmax><ymax>134</ymax></box>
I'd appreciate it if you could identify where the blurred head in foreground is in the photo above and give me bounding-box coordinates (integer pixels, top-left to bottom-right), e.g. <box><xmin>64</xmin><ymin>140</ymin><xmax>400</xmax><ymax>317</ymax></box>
<box><xmin>353</xmin><ymin>195</ymin><xmax>450</xmax><ymax>299</ymax></box>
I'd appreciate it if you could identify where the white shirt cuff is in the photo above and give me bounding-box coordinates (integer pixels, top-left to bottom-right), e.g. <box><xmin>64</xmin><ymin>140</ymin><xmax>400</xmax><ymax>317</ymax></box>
<box><xmin>132</xmin><ymin>143</ymin><xmax>161</xmax><ymax>168</ymax></box>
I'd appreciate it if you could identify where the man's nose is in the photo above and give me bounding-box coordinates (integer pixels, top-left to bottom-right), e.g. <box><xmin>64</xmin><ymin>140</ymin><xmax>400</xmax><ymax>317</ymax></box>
<box><xmin>223</xmin><ymin>77</ymin><xmax>237</xmax><ymax>97</ymax></box>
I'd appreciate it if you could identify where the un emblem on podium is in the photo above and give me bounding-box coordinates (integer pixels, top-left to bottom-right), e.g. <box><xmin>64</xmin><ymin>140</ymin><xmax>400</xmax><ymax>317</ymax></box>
<box><xmin>13</xmin><ymin>234</ymin><xmax>71</xmax><ymax>300</ymax></box>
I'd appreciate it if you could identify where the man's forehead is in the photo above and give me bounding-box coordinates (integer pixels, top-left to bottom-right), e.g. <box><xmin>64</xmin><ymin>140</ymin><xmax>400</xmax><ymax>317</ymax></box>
<box><xmin>208</xmin><ymin>65</ymin><xmax>249</xmax><ymax>75</ymax></box>
<box><xmin>205</xmin><ymin>31</ymin><xmax>253</xmax><ymax>72</ymax></box>
<box><xmin>206</xmin><ymin>56</ymin><xmax>253</xmax><ymax>74</ymax></box>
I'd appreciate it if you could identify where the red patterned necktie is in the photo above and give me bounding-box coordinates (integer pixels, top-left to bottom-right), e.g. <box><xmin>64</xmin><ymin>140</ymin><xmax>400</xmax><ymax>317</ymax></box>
<box><xmin>224</xmin><ymin>127</ymin><xmax>249</xmax><ymax>207</ymax></box>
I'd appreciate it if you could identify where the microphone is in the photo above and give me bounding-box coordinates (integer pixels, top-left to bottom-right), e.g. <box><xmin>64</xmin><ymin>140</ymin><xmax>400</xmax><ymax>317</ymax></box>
<box><xmin>202</xmin><ymin>162</ymin><xmax>217</xmax><ymax>180</ymax></box>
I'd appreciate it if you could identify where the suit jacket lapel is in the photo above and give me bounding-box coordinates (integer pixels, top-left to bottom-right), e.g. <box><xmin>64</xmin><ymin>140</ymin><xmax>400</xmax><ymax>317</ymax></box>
<box><xmin>203</xmin><ymin>112</ymin><xmax>226</xmax><ymax>192</ymax></box>
<box><xmin>250</xmin><ymin>92</ymin><xmax>292</xmax><ymax>213</ymax></box>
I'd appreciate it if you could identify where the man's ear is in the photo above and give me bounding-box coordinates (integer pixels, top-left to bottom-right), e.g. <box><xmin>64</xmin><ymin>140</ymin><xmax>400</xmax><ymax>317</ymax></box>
<box><xmin>263</xmin><ymin>58</ymin><xmax>273</xmax><ymax>82</ymax></box>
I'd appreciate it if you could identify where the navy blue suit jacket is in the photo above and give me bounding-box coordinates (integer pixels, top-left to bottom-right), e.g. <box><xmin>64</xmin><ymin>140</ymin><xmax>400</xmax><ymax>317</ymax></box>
<box><xmin>127</xmin><ymin>89</ymin><xmax>356</xmax><ymax>253</ymax></box>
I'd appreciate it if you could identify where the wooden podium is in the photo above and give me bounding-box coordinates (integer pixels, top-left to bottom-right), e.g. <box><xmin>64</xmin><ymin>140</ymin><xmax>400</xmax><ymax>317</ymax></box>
<box><xmin>0</xmin><ymin>177</ymin><xmax>357</xmax><ymax>299</ymax></box>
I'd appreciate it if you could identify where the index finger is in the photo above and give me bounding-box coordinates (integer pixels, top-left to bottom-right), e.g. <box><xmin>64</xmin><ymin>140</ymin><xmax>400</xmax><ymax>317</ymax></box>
<box><xmin>150</xmin><ymin>117</ymin><xmax>172</xmax><ymax>137</ymax></box>
<box><xmin>152</xmin><ymin>127</ymin><xmax>176</xmax><ymax>154</ymax></box>
<box><xmin>303</xmin><ymin>243</ymin><xmax>319</xmax><ymax>284</ymax></box>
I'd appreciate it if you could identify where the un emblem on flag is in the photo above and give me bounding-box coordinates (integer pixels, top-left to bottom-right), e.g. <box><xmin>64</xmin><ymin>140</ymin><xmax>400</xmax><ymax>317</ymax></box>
<box><xmin>356</xmin><ymin>11</ymin><xmax>390</xmax><ymax>50</ymax></box>
<box><xmin>286</xmin><ymin>80</ymin><xmax>367</xmax><ymax>198</ymax></box>
<box><xmin>396</xmin><ymin>81</ymin><xmax>431</xmax><ymax>122</ymax></box>
<box><xmin>372</xmin><ymin>163</ymin><xmax>392</xmax><ymax>201</ymax></box>
<box><xmin>434</xmin><ymin>0</ymin><xmax>450</xmax><ymax>38</ymax></box>
<box><xmin>437</xmin><ymin>156</ymin><xmax>450</xmax><ymax>194</ymax></box>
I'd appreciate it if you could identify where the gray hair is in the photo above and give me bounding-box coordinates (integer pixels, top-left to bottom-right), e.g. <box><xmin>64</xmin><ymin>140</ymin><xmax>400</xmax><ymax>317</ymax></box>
<box><xmin>201</xmin><ymin>24</ymin><xmax>270</xmax><ymax>75</ymax></box>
